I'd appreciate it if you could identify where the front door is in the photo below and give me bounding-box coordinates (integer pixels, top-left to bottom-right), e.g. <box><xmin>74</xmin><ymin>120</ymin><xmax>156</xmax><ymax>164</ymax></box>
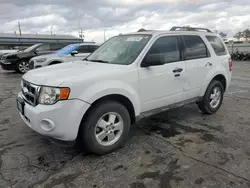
<box><xmin>138</xmin><ymin>35</ymin><xmax>186</xmax><ymax>112</ymax></box>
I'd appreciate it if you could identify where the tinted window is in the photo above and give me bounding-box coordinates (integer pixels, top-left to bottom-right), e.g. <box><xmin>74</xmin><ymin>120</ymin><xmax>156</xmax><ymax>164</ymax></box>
<box><xmin>36</xmin><ymin>44</ymin><xmax>50</xmax><ymax>52</ymax></box>
<box><xmin>88</xmin><ymin>45</ymin><xmax>99</xmax><ymax>53</ymax></box>
<box><xmin>183</xmin><ymin>35</ymin><xmax>208</xmax><ymax>60</ymax></box>
<box><xmin>206</xmin><ymin>36</ymin><xmax>227</xmax><ymax>56</ymax></box>
<box><xmin>147</xmin><ymin>36</ymin><xmax>180</xmax><ymax>64</ymax></box>
<box><xmin>77</xmin><ymin>45</ymin><xmax>89</xmax><ymax>53</ymax></box>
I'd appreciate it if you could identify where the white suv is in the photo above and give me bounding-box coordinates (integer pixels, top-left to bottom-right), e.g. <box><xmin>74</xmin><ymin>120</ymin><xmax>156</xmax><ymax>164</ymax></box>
<box><xmin>17</xmin><ymin>27</ymin><xmax>232</xmax><ymax>155</ymax></box>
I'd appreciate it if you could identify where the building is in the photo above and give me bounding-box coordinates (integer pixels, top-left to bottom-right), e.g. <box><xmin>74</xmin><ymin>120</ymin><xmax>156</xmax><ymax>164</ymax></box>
<box><xmin>0</xmin><ymin>33</ymin><xmax>84</xmax><ymax>50</ymax></box>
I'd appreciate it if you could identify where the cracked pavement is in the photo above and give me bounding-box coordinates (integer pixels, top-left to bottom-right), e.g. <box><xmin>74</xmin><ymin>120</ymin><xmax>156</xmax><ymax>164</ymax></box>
<box><xmin>0</xmin><ymin>61</ymin><xmax>250</xmax><ymax>188</ymax></box>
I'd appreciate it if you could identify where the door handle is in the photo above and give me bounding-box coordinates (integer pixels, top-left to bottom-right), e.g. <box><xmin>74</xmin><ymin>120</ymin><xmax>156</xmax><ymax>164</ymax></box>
<box><xmin>173</xmin><ymin>68</ymin><xmax>183</xmax><ymax>73</ymax></box>
<box><xmin>205</xmin><ymin>62</ymin><xmax>212</xmax><ymax>67</ymax></box>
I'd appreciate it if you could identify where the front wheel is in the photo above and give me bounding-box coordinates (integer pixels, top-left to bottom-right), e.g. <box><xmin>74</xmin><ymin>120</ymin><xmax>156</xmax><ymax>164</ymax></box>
<box><xmin>78</xmin><ymin>100</ymin><xmax>131</xmax><ymax>155</ymax></box>
<box><xmin>198</xmin><ymin>80</ymin><xmax>224</xmax><ymax>114</ymax></box>
<box><xmin>16</xmin><ymin>60</ymin><xmax>29</xmax><ymax>73</ymax></box>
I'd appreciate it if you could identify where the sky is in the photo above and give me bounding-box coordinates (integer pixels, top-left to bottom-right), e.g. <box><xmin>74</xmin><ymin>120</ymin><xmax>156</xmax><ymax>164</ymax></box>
<box><xmin>0</xmin><ymin>0</ymin><xmax>250</xmax><ymax>43</ymax></box>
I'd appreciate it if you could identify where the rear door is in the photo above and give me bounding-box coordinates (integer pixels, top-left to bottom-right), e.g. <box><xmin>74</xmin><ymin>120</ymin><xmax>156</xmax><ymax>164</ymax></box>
<box><xmin>205</xmin><ymin>35</ymin><xmax>231</xmax><ymax>69</ymax></box>
<box><xmin>182</xmin><ymin>35</ymin><xmax>211</xmax><ymax>100</ymax></box>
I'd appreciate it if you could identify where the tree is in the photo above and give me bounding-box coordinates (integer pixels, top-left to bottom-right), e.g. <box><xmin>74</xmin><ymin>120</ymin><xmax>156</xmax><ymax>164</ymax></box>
<box><xmin>234</xmin><ymin>32</ymin><xmax>242</xmax><ymax>41</ymax></box>
<box><xmin>219</xmin><ymin>32</ymin><xmax>227</xmax><ymax>39</ymax></box>
<box><xmin>243</xmin><ymin>29</ymin><xmax>250</xmax><ymax>41</ymax></box>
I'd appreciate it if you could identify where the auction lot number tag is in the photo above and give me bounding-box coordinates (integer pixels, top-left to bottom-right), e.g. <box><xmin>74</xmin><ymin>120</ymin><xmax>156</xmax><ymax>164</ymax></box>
<box><xmin>126</xmin><ymin>37</ymin><xmax>143</xmax><ymax>42</ymax></box>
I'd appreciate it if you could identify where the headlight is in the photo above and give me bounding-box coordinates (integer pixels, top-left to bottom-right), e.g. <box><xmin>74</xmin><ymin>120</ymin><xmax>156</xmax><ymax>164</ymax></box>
<box><xmin>38</xmin><ymin>87</ymin><xmax>70</xmax><ymax>105</ymax></box>
<box><xmin>36</xmin><ymin>58</ymin><xmax>47</xmax><ymax>63</ymax></box>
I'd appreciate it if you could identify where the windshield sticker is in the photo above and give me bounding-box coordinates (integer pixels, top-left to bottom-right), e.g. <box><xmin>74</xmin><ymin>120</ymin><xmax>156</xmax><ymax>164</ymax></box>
<box><xmin>126</xmin><ymin>37</ymin><xmax>143</xmax><ymax>42</ymax></box>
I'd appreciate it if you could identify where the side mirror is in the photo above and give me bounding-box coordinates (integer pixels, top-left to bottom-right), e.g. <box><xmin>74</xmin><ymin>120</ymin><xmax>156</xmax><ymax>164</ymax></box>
<box><xmin>34</xmin><ymin>50</ymin><xmax>38</xmax><ymax>55</ymax></box>
<box><xmin>141</xmin><ymin>54</ymin><xmax>163</xmax><ymax>67</ymax></box>
<box><xmin>71</xmin><ymin>50</ymin><xmax>78</xmax><ymax>56</ymax></box>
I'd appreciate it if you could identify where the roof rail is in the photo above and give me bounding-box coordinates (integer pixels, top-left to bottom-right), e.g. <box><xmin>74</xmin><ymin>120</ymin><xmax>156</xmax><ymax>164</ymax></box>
<box><xmin>170</xmin><ymin>26</ymin><xmax>212</xmax><ymax>33</ymax></box>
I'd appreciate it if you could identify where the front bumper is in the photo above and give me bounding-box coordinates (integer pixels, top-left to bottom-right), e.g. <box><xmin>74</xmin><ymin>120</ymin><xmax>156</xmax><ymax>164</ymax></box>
<box><xmin>1</xmin><ymin>60</ymin><xmax>16</xmax><ymax>70</ymax></box>
<box><xmin>17</xmin><ymin>92</ymin><xmax>91</xmax><ymax>141</ymax></box>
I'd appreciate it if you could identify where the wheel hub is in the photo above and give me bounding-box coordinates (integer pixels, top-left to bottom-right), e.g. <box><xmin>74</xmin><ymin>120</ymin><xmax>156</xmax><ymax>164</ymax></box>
<box><xmin>210</xmin><ymin>86</ymin><xmax>221</xmax><ymax>109</ymax></box>
<box><xmin>95</xmin><ymin>112</ymin><xmax>124</xmax><ymax>146</ymax></box>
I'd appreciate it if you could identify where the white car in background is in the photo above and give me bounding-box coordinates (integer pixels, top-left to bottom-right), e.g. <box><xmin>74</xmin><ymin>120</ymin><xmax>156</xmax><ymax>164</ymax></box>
<box><xmin>29</xmin><ymin>43</ymin><xmax>99</xmax><ymax>69</ymax></box>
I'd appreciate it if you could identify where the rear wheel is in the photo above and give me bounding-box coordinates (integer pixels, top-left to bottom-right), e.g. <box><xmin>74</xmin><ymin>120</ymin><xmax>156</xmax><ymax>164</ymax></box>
<box><xmin>16</xmin><ymin>60</ymin><xmax>29</xmax><ymax>73</ymax></box>
<box><xmin>78</xmin><ymin>100</ymin><xmax>131</xmax><ymax>155</ymax></box>
<box><xmin>198</xmin><ymin>80</ymin><xmax>224</xmax><ymax>114</ymax></box>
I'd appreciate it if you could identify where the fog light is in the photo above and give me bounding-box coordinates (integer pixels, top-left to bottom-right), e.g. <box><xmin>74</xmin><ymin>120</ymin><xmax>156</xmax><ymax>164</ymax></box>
<box><xmin>40</xmin><ymin>119</ymin><xmax>55</xmax><ymax>132</ymax></box>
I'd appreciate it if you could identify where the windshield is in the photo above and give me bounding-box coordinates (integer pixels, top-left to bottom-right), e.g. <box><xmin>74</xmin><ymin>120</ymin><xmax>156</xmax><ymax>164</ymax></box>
<box><xmin>24</xmin><ymin>44</ymin><xmax>41</xmax><ymax>52</ymax></box>
<box><xmin>55</xmin><ymin>43</ymin><xmax>80</xmax><ymax>57</ymax></box>
<box><xmin>86</xmin><ymin>34</ymin><xmax>151</xmax><ymax>65</ymax></box>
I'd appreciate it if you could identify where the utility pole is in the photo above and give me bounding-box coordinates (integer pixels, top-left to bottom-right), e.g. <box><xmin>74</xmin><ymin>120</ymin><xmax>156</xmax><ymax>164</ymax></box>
<box><xmin>50</xmin><ymin>26</ymin><xmax>53</xmax><ymax>36</ymax></box>
<box><xmin>79</xmin><ymin>28</ymin><xmax>84</xmax><ymax>41</ymax></box>
<box><xmin>18</xmin><ymin>22</ymin><xmax>22</xmax><ymax>36</ymax></box>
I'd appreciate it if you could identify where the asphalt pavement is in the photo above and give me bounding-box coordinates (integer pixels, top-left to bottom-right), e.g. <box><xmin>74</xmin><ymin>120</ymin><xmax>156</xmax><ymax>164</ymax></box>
<box><xmin>0</xmin><ymin>61</ymin><xmax>250</xmax><ymax>188</ymax></box>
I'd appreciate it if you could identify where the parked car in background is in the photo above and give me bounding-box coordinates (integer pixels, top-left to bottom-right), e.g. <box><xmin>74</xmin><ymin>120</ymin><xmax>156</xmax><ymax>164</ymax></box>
<box><xmin>29</xmin><ymin>43</ymin><xmax>99</xmax><ymax>69</ymax></box>
<box><xmin>0</xmin><ymin>43</ymin><xmax>67</xmax><ymax>73</ymax></box>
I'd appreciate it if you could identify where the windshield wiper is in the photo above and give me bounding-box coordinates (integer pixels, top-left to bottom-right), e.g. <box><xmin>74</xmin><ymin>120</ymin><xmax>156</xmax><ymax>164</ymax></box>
<box><xmin>86</xmin><ymin>59</ymin><xmax>109</xmax><ymax>63</ymax></box>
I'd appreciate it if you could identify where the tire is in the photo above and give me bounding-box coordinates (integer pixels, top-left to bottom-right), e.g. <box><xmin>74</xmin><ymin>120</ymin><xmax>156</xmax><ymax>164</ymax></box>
<box><xmin>78</xmin><ymin>100</ymin><xmax>131</xmax><ymax>155</ymax></box>
<box><xmin>198</xmin><ymin>80</ymin><xmax>224</xmax><ymax>114</ymax></box>
<box><xmin>16</xmin><ymin>60</ymin><xmax>29</xmax><ymax>73</ymax></box>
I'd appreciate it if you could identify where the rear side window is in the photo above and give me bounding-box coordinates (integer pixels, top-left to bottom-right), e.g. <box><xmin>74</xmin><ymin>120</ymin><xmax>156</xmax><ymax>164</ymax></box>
<box><xmin>183</xmin><ymin>35</ymin><xmax>208</xmax><ymax>60</ymax></box>
<box><xmin>206</xmin><ymin>36</ymin><xmax>227</xmax><ymax>56</ymax></box>
<box><xmin>147</xmin><ymin>36</ymin><xmax>180</xmax><ymax>64</ymax></box>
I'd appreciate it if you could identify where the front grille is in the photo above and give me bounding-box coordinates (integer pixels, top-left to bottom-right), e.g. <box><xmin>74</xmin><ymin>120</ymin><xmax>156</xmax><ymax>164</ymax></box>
<box><xmin>29</xmin><ymin>60</ymin><xmax>34</xmax><ymax>69</ymax></box>
<box><xmin>22</xmin><ymin>79</ymin><xmax>40</xmax><ymax>106</ymax></box>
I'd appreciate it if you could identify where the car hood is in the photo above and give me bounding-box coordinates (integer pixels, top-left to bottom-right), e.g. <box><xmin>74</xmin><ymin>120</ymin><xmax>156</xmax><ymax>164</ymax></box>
<box><xmin>4</xmin><ymin>52</ymin><xmax>19</xmax><ymax>56</ymax></box>
<box><xmin>22</xmin><ymin>61</ymin><xmax>124</xmax><ymax>86</ymax></box>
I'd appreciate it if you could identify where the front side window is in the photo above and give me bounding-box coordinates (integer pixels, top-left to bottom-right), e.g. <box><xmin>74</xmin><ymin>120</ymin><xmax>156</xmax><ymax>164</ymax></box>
<box><xmin>206</xmin><ymin>36</ymin><xmax>227</xmax><ymax>56</ymax></box>
<box><xmin>23</xmin><ymin>44</ymin><xmax>41</xmax><ymax>52</ymax></box>
<box><xmin>88</xmin><ymin>45</ymin><xmax>99</xmax><ymax>53</ymax></box>
<box><xmin>146</xmin><ymin>36</ymin><xmax>180</xmax><ymax>64</ymax></box>
<box><xmin>183</xmin><ymin>35</ymin><xmax>208</xmax><ymax>60</ymax></box>
<box><xmin>77</xmin><ymin>45</ymin><xmax>89</xmax><ymax>53</ymax></box>
<box><xmin>86</xmin><ymin>35</ymin><xmax>151</xmax><ymax>65</ymax></box>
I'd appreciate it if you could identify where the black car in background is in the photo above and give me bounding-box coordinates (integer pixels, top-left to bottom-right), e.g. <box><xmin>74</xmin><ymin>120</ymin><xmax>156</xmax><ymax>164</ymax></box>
<box><xmin>0</xmin><ymin>43</ymin><xmax>67</xmax><ymax>73</ymax></box>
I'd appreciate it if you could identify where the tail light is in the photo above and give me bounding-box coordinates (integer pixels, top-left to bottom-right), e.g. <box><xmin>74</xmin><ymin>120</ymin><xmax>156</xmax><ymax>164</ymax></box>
<box><xmin>228</xmin><ymin>58</ymin><xmax>232</xmax><ymax>71</ymax></box>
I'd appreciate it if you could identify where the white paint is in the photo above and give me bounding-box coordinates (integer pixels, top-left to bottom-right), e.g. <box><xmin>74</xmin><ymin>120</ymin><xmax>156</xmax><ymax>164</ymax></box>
<box><xmin>20</xmin><ymin>30</ymin><xmax>232</xmax><ymax>141</ymax></box>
